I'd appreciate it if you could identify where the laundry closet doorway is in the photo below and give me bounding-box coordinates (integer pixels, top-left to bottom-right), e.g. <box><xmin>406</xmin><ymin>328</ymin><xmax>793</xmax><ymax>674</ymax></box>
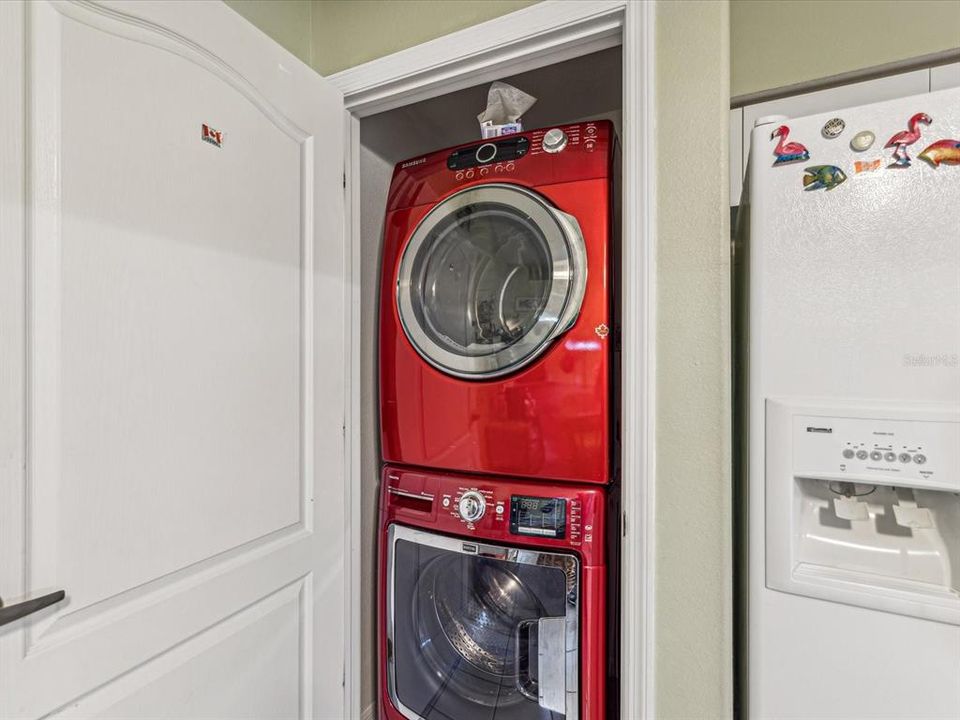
<box><xmin>329</xmin><ymin>2</ymin><xmax>658</xmax><ymax>717</ymax></box>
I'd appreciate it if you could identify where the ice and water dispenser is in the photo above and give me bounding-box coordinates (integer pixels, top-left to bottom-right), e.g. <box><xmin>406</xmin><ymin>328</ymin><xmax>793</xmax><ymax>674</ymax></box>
<box><xmin>765</xmin><ymin>400</ymin><xmax>960</xmax><ymax>625</ymax></box>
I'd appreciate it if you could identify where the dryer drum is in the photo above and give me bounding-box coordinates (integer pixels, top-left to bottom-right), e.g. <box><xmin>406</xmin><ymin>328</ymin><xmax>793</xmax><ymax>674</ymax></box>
<box><xmin>397</xmin><ymin>184</ymin><xmax>587</xmax><ymax>380</ymax></box>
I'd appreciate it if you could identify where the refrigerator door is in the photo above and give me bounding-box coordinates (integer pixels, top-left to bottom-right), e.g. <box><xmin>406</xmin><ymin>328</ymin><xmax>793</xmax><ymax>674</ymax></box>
<box><xmin>747</xmin><ymin>88</ymin><xmax>960</xmax><ymax>719</ymax></box>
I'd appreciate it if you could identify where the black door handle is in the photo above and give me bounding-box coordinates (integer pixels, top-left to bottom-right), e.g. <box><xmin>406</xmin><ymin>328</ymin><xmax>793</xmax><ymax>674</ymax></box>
<box><xmin>0</xmin><ymin>590</ymin><xmax>66</xmax><ymax>627</ymax></box>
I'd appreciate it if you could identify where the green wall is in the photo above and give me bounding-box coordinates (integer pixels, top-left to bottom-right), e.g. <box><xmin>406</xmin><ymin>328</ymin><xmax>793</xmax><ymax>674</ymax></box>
<box><xmin>309</xmin><ymin>0</ymin><xmax>539</xmax><ymax>75</ymax></box>
<box><xmin>731</xmin><ymin>0</ymin><xmax>960</xmax><ymax>97</ymax></box>
<box><xmin>223</xmin><ymin>0</ymin><xmax>314</xmax><ymax>67</ymax></box>
<box><xmin>655</xmin><ymin>1</ymin><xmax>732</xmax><ymax>716</ymax></box>
<box><xmin>226</xmin><ymin>0</ymin><xmax>539</xmax><ymax>77</ymax></box>
<box><xmin>227</xmin><ymin>0</ymin><xmax>960</xmax><ymax>95</ymax></box>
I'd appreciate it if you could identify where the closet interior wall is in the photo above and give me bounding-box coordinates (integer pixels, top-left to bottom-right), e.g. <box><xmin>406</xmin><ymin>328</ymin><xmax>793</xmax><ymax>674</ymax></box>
<box><xmin>357</xmin><ymin>45</ymin><xmax>623</xmax><ymax>713</ymax></box>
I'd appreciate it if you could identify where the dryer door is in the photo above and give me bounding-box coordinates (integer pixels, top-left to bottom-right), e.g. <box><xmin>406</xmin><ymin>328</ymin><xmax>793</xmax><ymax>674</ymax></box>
<box><xmin>387</xmin><ymin>525</ymin><xmax>580</xmax><ymax>719</ymax></box>
<box><xmin>396</xmin><ymin>184</ymin><xmax>587</xmax><ymax>379</ymax></box>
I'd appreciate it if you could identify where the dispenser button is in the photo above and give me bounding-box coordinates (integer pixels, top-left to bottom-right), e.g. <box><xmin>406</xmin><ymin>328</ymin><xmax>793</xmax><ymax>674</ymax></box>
<box><xmin>899</xmin><ymin>453</ymin><xmax>912</xmax><ymax>463</ymax></box>
<box><xmin>914</xmin><ymin>453</ymin><xmax>927</xmax><ymax>465</ymax></box>
<box><xmin>842</xmin><ymin>448</ymin><xmax>855</xmax><ymax>459</ymax></box>
<box><xmin>869</xmin><ymin>450</ymin><xmax>882</xmax><ymax>461</ymax></box>
<box><xmin>884</xmin><ymin>452</ymin><xmax>897</xmax><ymax>462</ymax></box>
<box><xmin>856</xmin><ymin>450</ymin><xmax>868</xmax><ymax>460</ymax></box>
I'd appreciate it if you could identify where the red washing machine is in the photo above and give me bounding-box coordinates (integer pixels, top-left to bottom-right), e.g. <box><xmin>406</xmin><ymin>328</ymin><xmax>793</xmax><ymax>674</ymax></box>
<box><xmin>378</xmin><ymin>465</ymin><xmax>609</xmax><ymax>720</ymax></box>
<box><xmin>379</xmin><ymin>122</ymin><xmax>618</xmax><ymax>485</ymax></box>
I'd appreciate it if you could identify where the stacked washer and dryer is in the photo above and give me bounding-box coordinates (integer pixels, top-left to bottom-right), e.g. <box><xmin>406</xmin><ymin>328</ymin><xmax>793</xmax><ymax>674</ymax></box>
<box><xmin>378</xmin><ymin>121</ymin><xmax>620</xmax><ymax>720</ymax></box>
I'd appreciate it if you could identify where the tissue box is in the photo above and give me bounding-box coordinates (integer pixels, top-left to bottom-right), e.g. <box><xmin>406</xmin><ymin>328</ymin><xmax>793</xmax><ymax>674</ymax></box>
<box><xmin>480</xmin><ymin>121</ymin><xmax>523</xmax><ymax>139</ymax></box>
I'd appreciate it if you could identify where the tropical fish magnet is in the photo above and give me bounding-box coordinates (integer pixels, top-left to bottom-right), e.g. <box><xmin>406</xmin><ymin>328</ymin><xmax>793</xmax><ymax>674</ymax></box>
<box><xmin>918</xmin><ymin>139</ymin><xmax>960</xmax><ymax>167</ymax></box>
<box><xmin>771</xmin><ymin>125</ymin><xmax>810</xmax><ymax>165</ymax></box>
<box><xmin>803</xmin><ymin>165</ymin><xmax>847</xmax><ymax>191</ymax></box>
<box><xmin>885</xmin><ymin>112</ymin><xmax>932</xmax><ymax>167</ymax></box>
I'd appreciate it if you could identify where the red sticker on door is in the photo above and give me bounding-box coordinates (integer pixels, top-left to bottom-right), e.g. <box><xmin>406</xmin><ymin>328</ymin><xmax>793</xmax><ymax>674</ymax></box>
<box><xmin>201</xmin><ymin>124</ymin><xmax>223</xmax><ymax>148</ymax></box>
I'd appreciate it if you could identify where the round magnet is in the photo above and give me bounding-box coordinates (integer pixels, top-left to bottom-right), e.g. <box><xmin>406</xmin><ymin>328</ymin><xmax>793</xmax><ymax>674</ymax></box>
<box><xmin>850</xmin><ymin>130</ymin><xmax>875</xmax><ymax>152</ymax></box>
<box><xmin>821</xmin><ymin>117</ymin><xmax>845</xmax><ymax>138</ymax></box>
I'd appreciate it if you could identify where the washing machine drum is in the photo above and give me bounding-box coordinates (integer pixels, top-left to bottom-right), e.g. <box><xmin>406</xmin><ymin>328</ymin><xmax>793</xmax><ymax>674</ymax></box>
<box><xmin>397</xmin><ymin>184</ymin><xmax>587</xmax><ymax>379</ymax></box>
<box><xmin>390</xmin><ymin>536</ymin><xmax>578</xmax><ymax>718</ymax></box>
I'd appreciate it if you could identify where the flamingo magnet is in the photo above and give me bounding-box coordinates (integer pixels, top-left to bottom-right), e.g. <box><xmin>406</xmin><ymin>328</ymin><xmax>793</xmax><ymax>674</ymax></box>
<box><xmin>771</xmin><ymin>125</ymin><xmax>810</xmax><ymax>166</ymax></box>
<box><xmin>885</xmin><ymin>112</ymin><xmax>932</xmax><ymax>167</ymax></box>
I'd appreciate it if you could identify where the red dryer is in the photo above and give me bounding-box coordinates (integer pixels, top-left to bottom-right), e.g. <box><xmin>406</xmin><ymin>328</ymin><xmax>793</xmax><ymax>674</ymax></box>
<box><xmin>378</xmin><ymin>465</ymin><xmax>608</xmax><ymax>720</ymax></box>
<box><xmin>379</xmin><ymin>122</ymin><xmax>618</xmax><ymax>485</ymax></box>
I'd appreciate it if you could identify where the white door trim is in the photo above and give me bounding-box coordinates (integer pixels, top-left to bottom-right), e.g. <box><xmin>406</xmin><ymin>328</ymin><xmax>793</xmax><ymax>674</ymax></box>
<box><xmin>329</xmin><ymin>0</ymin><xmax>626</xmax><ymax>118</ymax></box>
<box><xmin>329</xmin><ymin>1</ymin><xmax>658</xmax><ymax>718</ymax></box>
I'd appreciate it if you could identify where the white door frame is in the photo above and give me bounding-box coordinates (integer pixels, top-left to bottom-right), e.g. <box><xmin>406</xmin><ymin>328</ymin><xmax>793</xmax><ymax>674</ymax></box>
<box><xmin>328</xmin><ymin>1</ymin><xmax>658</xmax><ymax>717</ymax></box>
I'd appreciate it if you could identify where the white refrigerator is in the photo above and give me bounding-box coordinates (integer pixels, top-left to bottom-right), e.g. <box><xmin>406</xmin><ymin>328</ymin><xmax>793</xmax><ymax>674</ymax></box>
<box><xmin>740</xmin><ymin>87</ymin><xmax>960</xmax><ymax>718</ymax></box>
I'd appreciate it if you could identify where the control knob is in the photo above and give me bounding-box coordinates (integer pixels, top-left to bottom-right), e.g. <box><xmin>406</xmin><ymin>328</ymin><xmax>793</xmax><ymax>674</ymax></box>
<box><xmin>458</xmin><ymin>491</ymin><xmax>486</xmax><ymax>522</ymax></box>
<box><xmin>542</xmin><ymin>128</ymin><xmax>568</xmax><ymax>153</ymax></box>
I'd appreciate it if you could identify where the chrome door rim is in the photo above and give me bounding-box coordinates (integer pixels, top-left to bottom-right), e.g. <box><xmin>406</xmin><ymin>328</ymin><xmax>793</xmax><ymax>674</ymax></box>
<box><xmin>386</xmin><ymin>523</ymin><xmax>580</xmax><ymax>720</ymax></box>
<box><xmin>396</xmin><ymin>184</ymin><xmax>586</xmax><ymax>379</ymax></box>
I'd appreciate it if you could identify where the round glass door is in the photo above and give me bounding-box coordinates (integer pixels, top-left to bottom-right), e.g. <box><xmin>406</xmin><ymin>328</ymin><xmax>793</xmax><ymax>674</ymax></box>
<box><xmin>388</xmin><ymin>526</ymin><xmax>580</xmax><ymax>720</ymax></box>
<box><xmin>397</xmin><ymin>184</ymin><xmax>586</xmax><ymax>379</ymax></box>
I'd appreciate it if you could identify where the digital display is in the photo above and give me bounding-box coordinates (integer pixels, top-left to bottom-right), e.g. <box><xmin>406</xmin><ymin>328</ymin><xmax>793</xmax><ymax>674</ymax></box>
<box><xmin>446</xmin><ymin>136</ymin><xmax>530</xmax><ymax>170</ymax></box>
<box><xmin>510</xmin><ymin>495</ymin><xmax>566</xmax><ymax>539</ymax></box>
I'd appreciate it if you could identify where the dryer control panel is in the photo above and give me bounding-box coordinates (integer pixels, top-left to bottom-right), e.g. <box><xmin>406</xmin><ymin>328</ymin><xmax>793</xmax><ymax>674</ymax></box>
<box><xmin>386</xmin><ymin>120</ymin><xmax>615</xmax><ymax>210</ymax></box>
<box><xmin>446</xmin><ymin>135</ymin><xmax>529</xmax><ymax>170</ymax></box>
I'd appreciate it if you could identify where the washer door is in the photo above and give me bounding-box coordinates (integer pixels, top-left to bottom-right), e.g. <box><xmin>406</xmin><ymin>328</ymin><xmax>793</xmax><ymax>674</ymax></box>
<box><xmin>397</xmin><ymin>184</ymin><xmax>587</xmax><ymax>379</ymax></box>
<box><xmin>387</xmin><ymin>525</ymin><xmax>580</xmax><ymax>719</ymax></box>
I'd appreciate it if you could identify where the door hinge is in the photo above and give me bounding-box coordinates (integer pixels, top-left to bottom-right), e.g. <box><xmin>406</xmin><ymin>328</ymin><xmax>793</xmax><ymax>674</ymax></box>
<box><xmin>342</xmin><ymin>172</ymin><xmax>346</xmax><ymax>189</ymax></box>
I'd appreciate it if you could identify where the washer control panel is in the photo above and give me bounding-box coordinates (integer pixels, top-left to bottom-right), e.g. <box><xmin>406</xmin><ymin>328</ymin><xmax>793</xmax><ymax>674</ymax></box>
<box><xmin>383</xmin><ymin>467</ymin><xmax>605</xmax><ymax>561</ymax></box>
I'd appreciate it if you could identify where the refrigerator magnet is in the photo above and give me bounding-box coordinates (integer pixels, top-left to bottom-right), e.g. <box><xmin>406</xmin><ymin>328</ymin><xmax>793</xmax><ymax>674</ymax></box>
<box><xmin>918</xmin><ymin>139</ymin><xmax>960</xmax><ymax>167</ymax></box>
<box><xmin>803</xmin><ymin>165</ymin><xmax>847</xmax><ymax>191</ymax></box>
<box><xmin>854</xmin><ymin>159</ymin><xmax>882</xmax><ymax>174</ymax></box>
<box><xmin>771</xmin><ymin>125</ymin><xmax>810</xmax><ymax>165</ymax></box>
<box><xmin>885</xmin><ymin>112</ymin><xmax>932</xmax><ymax>167</ymax></box>
<box><xmin>850</xmin><ymin>130</ymin><xmax>875</xmax><ymax>152</ymax></box>
<box><xmin>821</xmin><ymin>118</ymin><xmax>845</xmax><ymax>138</ymax></box>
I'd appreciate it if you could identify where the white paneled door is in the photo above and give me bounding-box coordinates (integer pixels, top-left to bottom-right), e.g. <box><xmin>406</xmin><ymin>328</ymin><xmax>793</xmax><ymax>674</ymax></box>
<box><xmin>0</xmin><ymin>1</ymin><xmax>346</xmax><ymax>718</ymax></box>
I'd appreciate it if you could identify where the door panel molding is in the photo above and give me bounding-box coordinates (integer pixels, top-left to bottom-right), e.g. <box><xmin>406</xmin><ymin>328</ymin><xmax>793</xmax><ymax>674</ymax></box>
<box><xmin>24</xmin><ymin>0</ymin><xmax>314</xmax><ymax>650</ymax></box>
<box><xmin>51</xmin><ymin>0</ymin><xmax>309</xmax><ymax>141</ymax></box>
<box><xmin>2</xmin><ymin>1</ymin><xmax>345</xmax><ymax>717</ymax></box>
<box><xmin>45</xmin><ymin>576</ymin><xmax>310</xmax><ymax>719</ymax></box>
